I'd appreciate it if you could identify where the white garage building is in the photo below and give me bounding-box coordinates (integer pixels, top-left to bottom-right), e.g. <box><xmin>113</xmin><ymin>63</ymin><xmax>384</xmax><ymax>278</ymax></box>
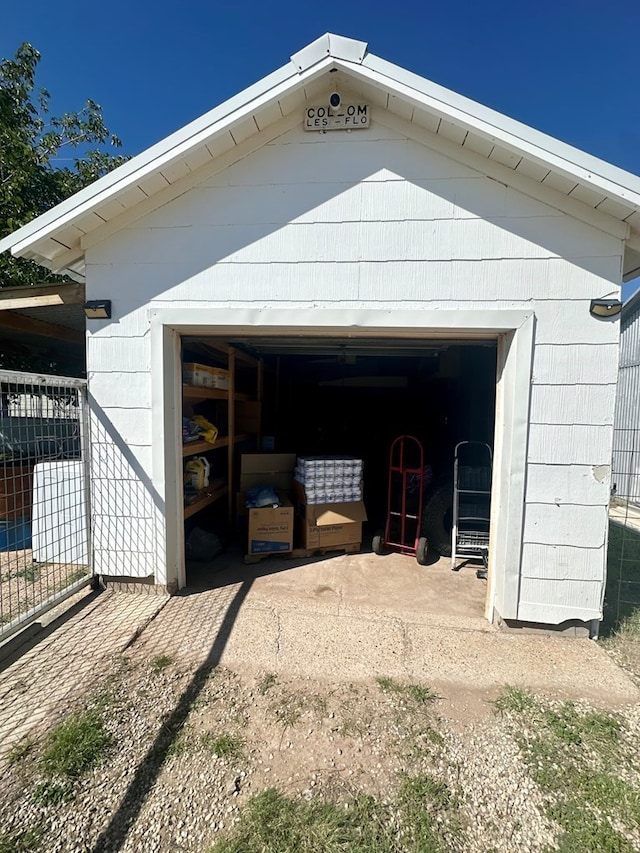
<box><xmin>2</xmin><ymin>33</ymin><xmax>640</xmax><ymax>631</ymax></box>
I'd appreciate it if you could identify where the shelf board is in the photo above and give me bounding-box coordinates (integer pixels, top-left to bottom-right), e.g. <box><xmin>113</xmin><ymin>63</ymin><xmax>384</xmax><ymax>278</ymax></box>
<box><xmin>183</xmin><ymin>384</ymin><xmax>251</xmax><ymax>402</ymax></box>
<box><xmin>183</xmin><ymin>384</ymin><xmax>228</xmax><ymax>401</ymax></box>
<box><xmin>182</xmin><ymin>434</ymin><xmax>250</xmax><ymax>456</ymax></box>
<box><xmin>183</xmin><ymin>439</ymin><xmax>217</xmax><ymax>456</ymax></box>
<box><xmin>183</xmin><ymin>480</ymin><xmax>227</xmax><ymax>519</ymax></box>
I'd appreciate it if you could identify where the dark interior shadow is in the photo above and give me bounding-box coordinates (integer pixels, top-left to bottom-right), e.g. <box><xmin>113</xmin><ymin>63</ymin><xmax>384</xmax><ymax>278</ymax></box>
<box><xmin>91</xmin><ymin>577</ymin><xmax>253</xmax><ymax>853</ymax></box>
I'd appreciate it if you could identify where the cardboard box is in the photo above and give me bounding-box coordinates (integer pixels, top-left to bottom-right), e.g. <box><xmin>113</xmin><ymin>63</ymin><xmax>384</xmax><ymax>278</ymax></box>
<box><xmin>295</xmin><ymin>483</ymin><xmax>367</xmax><ymax>550</ymax></box>
<box><xmin>247</xmin><ymin>495</ymin><xmax>294</xmax><ymax>555</ymax></box>
<box><xmin>183</xmin><ymin>363</ymin><xmax>229</xmax><ymax>389</ymax></box>
<box><xmin>240</xmin><ymin>453</ymin><xmax>296</xmax><ymax>495</ymax></box>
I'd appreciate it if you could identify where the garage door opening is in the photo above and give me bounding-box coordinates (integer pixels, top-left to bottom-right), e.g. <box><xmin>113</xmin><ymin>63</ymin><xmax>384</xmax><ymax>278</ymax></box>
<box><xmin>179</xmin><ymin>335</ymin><xmax>497</xmax><ymax>596</ymax></box>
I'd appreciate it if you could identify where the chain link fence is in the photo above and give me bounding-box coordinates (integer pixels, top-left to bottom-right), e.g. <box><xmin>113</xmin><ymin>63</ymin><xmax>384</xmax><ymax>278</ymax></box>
<box><xmin>0</xmin><ymin>370</ymin><xmax>92</xmax><ymax>641</ymax></box>
<box><xmin>606</xmin><ymin>422</ymin><xmax>640</xmax><ymax>635</ymax></box>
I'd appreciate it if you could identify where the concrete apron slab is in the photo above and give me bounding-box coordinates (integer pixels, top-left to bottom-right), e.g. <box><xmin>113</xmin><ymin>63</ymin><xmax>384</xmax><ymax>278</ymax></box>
<box><xmin>130</xmin><ymin>551</ymin><xmax>640</xmax><ymax>711</ymax></box>
<box><xmin>0</xmin><ymin>589</ymin><xmax>168</xmax><ymax>766</ymax></box>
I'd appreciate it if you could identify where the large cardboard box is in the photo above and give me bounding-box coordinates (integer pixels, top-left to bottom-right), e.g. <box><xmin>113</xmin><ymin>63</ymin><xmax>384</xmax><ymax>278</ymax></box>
<box><xmin>295</xmin><ymin>483</ymin><xmax>367</xmax><ymax>550</ymax></box>
<box><xmin>247</xmin><ymin>495</ymin><xmax>294</xmax><ymax>555</ymax></box>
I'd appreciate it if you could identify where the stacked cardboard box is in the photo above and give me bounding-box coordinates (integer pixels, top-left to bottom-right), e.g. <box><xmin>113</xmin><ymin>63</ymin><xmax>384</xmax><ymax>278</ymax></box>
<box><xmin>183</xmin><ymin>362</ymin><xmax>230</xmax><ymax>389</ymax></box>
<box><xmin>294</xmin><ymin>456</ymin><xmax>366</xmax><ymax>550</ymax></box>
<box><xmin>239</xmin><ymin>454</ymin><xmax>296</xmax><ymax>556</ymax></box>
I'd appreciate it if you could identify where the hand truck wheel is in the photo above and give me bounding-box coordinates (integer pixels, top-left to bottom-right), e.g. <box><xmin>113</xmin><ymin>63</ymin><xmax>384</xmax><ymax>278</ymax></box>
<box><xmin>416</xmin><ymin>537</ymin><xmax>428</xmax><ymax>566</ymax></box>
<box><xmin>372</xmin><ymin>531</ymin><xmax>386</xmax><ymax>556</ymax></box>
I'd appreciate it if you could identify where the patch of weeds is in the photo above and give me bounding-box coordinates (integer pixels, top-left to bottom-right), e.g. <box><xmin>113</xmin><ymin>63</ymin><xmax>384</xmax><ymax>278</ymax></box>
<box><xmin>32</xmin><ymin>780</ymin><xmax>74</xmax><ymax>806</ymax></box>
<box><xmin>7</xmin><ymin>736</ymin><xmax>35</xmax><ymax>765</ymax></box>
<box><xmin>268</xmin><ymin>693</ymin><xmax>303</xmax><ymax>729</ymax></box>
<box><xmin>311</xmin><ymin>694</ymin><xmax>328</xmax><ymax>715</ymax></box>
<box><xmin>506</xmin><ymin>696</ymin><xmax>637</xmax><ymax>850</ymax></box>
<box><xmin>16</xmin><ymin>563</ymin><xmax>42</xmax><ymax>583</ymax></box>
<box><xmin>406</xmin><ymin>684</ymin><xmax>437</xmax><ymax>704</ymax></box>
<box><xmin>150</xmin><ymin>653</ymin><xmax>173</xmax><ymax>673</ymax></box>
<box><xmin>165</xmin><ymin>726</ymin><xmax>191</xmax><ymax>759</ymax></box>
<box><xmin>257</xmin><ymin>672</ymin><xmax>277</xmax><ymax>694</ymax></box>
<box><xmin>339</xmin><ymin>716</ymin><xmax>371</xmax><ymax>739</ymax></box>
<box><xmin>211</xmin><ymin>776</ymin><xmax>464</xmax><ymax>853</ymax></box>
<box><xmin>209</xmin><ymin>787</ymin><xmax>396</xmax><ymax>853</ymax></box>
<box><xmin>408</xmin><ymin>725</ymin><xmax>445</xmax><ymax>757</ymax></box>
<box><xmin>493</xmin><ymin>685</ymin><xmax>536</xmax><ymax>714</ymax></box>
<box><xmin>201</xmin><ymin>732</ymin><xmax>244</xmax><ymax>760</ymax></box>
<box><xmin>40</xmin><ymin>709</ymin><xmax>111</xmax><ymax>781</ymax></box>
<box><xmin>376</xmin><ymin>676</ymin><xmax>436</xmax><ymax>704</ymax></box>
<box><xmin>0</xmin><ymin>825</ymin><xmax>43</xmax><ymax>852</ymax></box>
<box><xmin>189</xmin><ymin>695</ymin><xmax>209</xmax><ymax>712</ymax></box>
<box><xmin>398</xmin><ymin>772</ymin><xmax>464</xmax><ymax>851</ymax></box>
<box><xmin>548</xmin><ymin>796</ymin><xmax>636</xmax><ymax>853</ymax></box>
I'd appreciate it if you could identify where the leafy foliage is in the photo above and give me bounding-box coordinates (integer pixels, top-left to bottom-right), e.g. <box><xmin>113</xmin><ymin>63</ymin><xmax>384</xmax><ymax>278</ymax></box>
<box><xmin>0</xmin><ymin>42</ymin><xmax>127</xmax><ymax>288</ymax></box>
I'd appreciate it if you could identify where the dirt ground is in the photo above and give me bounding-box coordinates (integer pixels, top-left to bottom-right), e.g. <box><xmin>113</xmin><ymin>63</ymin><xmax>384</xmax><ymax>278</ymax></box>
<box><xmin>2</xmin><ymin>546</ymin><xmax>640</xmax><ymax>852</ymax></box>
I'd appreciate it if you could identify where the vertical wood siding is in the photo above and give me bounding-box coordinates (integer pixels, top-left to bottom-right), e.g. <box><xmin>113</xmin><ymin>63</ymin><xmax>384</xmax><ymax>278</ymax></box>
<box><xmin>85</xmin><ymin>118</ymin><xmax>622</xmax><ymax>623</ymax></box>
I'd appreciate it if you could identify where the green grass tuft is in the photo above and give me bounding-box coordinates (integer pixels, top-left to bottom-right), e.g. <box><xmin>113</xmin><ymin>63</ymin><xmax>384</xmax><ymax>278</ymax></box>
<box><xmin>257</xmin><ymin>672</ymin><xmax>277</xmax><ymax>694</ymax></box>
<box><xmin>7</xmin><ymin>737</ymin><xmax>35</xmax><ymax>765</ymax></box>
<box><xmin>493</xmin><ymin>685</ymin><xmax>536</xmax><ymax>714</ymax></box>
<box><xmin>208</xmin><ymin>788</ymin><xmax>396</xmax><ymax>853</ymax></box>
<box><xmin>376</xmin><ymin>676</ymin><xmax>436</xmax><ymax>704</ymax></box>
<box><xmin>39</xmin><ymin>708</ymin><xmax>111</xmax><ymax>781</ymax></box>
<box><xmin>149</xmin><ymin>654</ymin><xmax>173</xmax><ymax>673</ymax></box>
<box><xmin>0</xmin><ymin>826</ymin><xmax>43</xmax><ymax>852</ymax></box>
<box><xmin>32</xmin><ymin>780</ymin><xmax>74</xmax><ymax>806</ymax></box>
<box><xmin>200</xmin><ymin>732</ymin><xmax>244</xmax><ymax>760</ymax></box>
<box><xmin>209</xmin><ymin>773</ymin><xmax>463</xmax><ymax>853</ymax></box>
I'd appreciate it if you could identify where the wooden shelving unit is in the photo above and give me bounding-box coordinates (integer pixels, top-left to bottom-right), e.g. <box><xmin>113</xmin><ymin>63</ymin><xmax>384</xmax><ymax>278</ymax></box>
<box><xmin>182</xmin><ymin>434</ymin><xmax>250</xmax><ymax>457</ymax></box>
<box><xmin>183</xmin><ymin>479</ymin><xmax>228</xmax><ymax>519</ymax></box>
<box><xmin>181</xmin><ymin>346</ymin><xmax>263</xmax><ymax>525</ymax></box>
<box><xmin>183</xmin><ymin>384</ymin><xmax>251</xmax><ymax>402</ymax></box>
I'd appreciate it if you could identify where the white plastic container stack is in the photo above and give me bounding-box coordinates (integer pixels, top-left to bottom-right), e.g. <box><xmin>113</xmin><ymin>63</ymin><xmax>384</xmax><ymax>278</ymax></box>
<box><xmin>295</xmin><ymin>456</ymin><xmax>363</xmax><ymax>504</ymax></box>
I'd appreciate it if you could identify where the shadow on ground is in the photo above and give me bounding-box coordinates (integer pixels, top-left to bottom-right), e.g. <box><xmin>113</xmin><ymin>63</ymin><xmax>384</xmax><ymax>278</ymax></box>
<box><xmin>91</xmin><ymin>579</ymin><xmax>253</xmax><ymax>853</ymax></box>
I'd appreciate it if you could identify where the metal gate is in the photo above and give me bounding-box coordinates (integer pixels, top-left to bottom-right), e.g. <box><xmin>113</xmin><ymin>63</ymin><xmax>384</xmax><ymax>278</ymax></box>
<box><xmin>0</xmin><ymin>370</ymin><xmax>92</xmax><ymax>642</ymax></box>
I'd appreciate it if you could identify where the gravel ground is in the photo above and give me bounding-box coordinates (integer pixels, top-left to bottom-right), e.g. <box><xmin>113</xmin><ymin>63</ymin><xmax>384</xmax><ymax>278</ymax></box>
<box><xmin>0</xmin><ymin>548</ymin><xmax>88</xmax><ymax>627</ymax></box>
<box><xmin>0</xmin><ymin>649</ymin><xmax>577</xmax><ymax>853</ymax></box>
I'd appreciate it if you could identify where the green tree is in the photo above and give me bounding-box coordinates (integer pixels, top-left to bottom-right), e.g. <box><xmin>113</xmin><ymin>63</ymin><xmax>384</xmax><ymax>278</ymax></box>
<box><xmin>0</xmin><ymin>42</ymin><xmax>127</xmax><ymax>288</ymax></box>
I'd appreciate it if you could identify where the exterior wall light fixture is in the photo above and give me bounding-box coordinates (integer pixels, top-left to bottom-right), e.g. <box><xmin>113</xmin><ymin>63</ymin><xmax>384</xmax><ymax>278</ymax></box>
<box><xmin>83</xmin><ymin>300</ymin><xmax>111</xmax><ymax>319</ymax></box>
<box><xmin>589</xmin><ymin>299</ymin><xmax>622</xmax><ymax>319</ymax></box>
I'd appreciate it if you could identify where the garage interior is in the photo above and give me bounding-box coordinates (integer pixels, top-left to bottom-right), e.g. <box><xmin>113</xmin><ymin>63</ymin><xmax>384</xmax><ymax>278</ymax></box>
<box><xmin>180</xmin><ymin>335</ymin><xmax>497</xmax><ymax>598</ymax></box>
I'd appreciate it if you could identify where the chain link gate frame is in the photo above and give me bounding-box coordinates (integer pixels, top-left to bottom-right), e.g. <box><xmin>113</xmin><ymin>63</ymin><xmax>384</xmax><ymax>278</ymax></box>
<box><xmin>0</xmin><ymin>369</ymin><xmax>93</xmax><ymax>642</ymax></box>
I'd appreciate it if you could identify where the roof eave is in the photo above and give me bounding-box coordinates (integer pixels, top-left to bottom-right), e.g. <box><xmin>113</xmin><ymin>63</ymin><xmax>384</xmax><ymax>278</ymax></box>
<box><xmin>360</xmin><ymin>53</ymin><xmax>640</xmax><ymax>209</ymax></box>
<box><xmin>0</xmin><ymin>53</ymin><xmax>306</xmax><ymax>259</ymax></box>
<box><xmin>2</xmin><ymin>32</ymin><xmax>640</xmax><ymax>275</ymax></box>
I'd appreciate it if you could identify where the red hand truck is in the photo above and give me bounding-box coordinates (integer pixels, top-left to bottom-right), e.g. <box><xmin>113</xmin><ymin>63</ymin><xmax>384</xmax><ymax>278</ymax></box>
<box><xmin>372</xmin><ymin>435</ymin><xmax>428</xmax><ymax>565</ymax></box>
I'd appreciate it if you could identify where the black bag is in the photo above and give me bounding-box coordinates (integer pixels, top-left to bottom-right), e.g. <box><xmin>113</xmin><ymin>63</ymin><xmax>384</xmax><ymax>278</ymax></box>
<box><xmin>185</xmin><ymin>526</ymin><xmax>224</xmax><ymax>562</ymax></box>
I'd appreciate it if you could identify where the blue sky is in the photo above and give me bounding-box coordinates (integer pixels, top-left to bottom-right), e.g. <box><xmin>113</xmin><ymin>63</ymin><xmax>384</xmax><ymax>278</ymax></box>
<box><xmin>3</xmin><ymin>0</ymin><xmax>640</xmax><ymax>291</ymax></box>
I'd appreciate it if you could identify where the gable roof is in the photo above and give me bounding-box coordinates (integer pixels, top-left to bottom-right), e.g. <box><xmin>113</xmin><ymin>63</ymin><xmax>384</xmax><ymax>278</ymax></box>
<box><xmin>2</xmin><ymin>32</ymin><xmax>640</xmax><ymax>281</ymax></box>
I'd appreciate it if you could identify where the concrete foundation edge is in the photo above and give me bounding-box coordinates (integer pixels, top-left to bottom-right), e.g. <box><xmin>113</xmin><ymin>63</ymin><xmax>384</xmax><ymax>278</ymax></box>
<box><xmin>494</xmin><ymin>610</ymin><xmax>597</xmax><ymax>638</ymax></box>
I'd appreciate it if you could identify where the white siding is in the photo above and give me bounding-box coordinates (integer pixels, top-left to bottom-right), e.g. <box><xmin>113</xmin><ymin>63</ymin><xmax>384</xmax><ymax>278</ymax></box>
<box><xmin>86</xmin><ymin>116</ymin><xmax>621</xmax><ymax>623</ymax></box>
